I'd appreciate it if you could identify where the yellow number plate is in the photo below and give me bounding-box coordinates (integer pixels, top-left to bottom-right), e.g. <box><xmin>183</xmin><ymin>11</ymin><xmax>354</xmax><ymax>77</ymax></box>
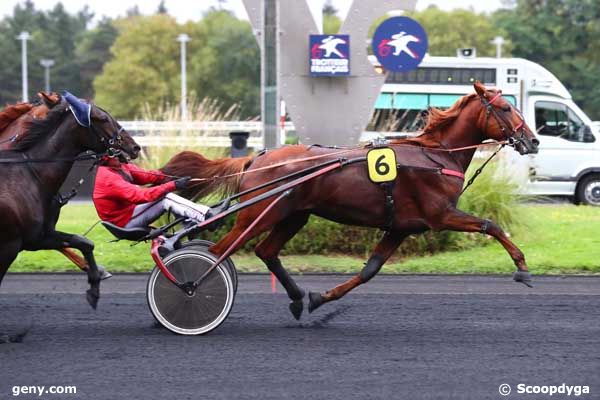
<box><xmin>367</xmin><ymin>147</ymin><xmax>397</xmax><ymax>183</ymax></box>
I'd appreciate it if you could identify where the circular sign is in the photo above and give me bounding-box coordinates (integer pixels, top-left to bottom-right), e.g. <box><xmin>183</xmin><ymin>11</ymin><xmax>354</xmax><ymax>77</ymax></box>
<box><xmin>372</xmin><ymin>16</ymin><xmax>428</xmax><ymax>73</ymax></box>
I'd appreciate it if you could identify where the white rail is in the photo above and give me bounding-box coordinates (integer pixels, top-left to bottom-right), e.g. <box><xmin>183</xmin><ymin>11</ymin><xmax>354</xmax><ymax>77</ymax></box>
<box><xmin>119</xmin><ymin>120</ymin><xmax>299</xmax><ymax>148</ymax></box>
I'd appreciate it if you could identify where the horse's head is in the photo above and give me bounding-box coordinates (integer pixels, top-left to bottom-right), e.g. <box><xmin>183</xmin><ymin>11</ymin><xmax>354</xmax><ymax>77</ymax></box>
<box><xmin>61</xmin><ymin>92</ymin><xmax>141</xmax><ymax>161</ymax></box>
<box><xmin>474</xmin><ymin>82</ymin><xmax>539</xmax><ymax>155</ymax></box>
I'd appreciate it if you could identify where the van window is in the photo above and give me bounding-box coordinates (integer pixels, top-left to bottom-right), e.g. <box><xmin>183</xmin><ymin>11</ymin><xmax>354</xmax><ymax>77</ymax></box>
<box><xmin>368</xmin><ymin>93</ymin><xmax>516</xmax><ymax>132</ymax></box>
<box><xmin>535</xmin><ymin>101</ymin><xmax>595</xmax><ymax>143</ymax></box>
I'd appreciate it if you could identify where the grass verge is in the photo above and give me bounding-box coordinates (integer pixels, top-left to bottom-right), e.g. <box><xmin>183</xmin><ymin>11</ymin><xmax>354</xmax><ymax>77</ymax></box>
<box><xmin>10</xmin><ymin>203</ymin><xmax>600</xmax><ymax>275</ymax></box>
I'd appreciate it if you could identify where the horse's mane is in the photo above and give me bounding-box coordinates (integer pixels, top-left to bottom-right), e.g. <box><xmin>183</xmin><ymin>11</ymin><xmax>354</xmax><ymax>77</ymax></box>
<box><xmin>388</xmin><ymin>93</ymin><xmax>479</xmax><ymax>148</ymax></box>
<box><xmin>12</xmin><ymin>101</ymin><xmax>67</xmax><ymax>152</ymax></box>
<box><xmin>0</xmin><ymin>103</ymin><xmax>34</xmax><ymax>132</ymax></box>
<box><xmin>423</xmin><ymin>93</ymin><xmax>478</xmax><ymax>134</ymax></box>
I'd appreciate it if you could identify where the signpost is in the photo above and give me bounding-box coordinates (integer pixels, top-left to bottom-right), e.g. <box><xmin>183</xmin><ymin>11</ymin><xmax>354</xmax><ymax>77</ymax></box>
<box><xmin>372</xmin><ymin>16</ymin><xmax>428</xmax><ymax>73</ymax></box>
<box><xmin>309</xmin><ymin>34</ymin><xmax>350</xmax><ymax>77</ymax></box>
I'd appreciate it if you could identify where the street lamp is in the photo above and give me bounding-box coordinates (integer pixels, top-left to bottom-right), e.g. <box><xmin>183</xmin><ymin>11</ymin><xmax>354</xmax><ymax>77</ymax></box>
<box><xmin>176</xmin><ymin>33</ymin><xmax>191</xmax><ymax>121</ymax></box>
<box><xmin>17</xmin><ymin>31</ymin><xmax>31</xmax><ymax>102</ymax></box>
<box><xmin>491</xmin><ymin>36</ymin><xmax>505</xmax><ymax>59</ymax></box>
<box><xmin>40</xmin><ymin>59</ymin><xmax>55</xmax><ymax>93</ymax></box>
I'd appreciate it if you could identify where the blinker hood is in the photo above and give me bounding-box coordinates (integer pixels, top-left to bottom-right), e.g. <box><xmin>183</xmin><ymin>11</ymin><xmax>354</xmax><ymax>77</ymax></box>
<box><xmin>63</xmin><ymin>91</ymin><xmax>91</xmax><ymax>127</ymax></box>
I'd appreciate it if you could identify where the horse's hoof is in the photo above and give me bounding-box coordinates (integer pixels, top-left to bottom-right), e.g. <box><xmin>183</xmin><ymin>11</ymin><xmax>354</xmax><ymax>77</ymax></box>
<box><xmin>86</xmin><ymin>288</ymin><xmax>99</xmax><ymax>309</ymax></box>
<box><xmin>98</xmin><ymin>265</ymin><xmax>113</xmax><ymax>280</ymax></box>
<box><xmin>513</xmin><ymin>270</ymin><xmax>533</xmax><ymax>288</ymax></box>
<box><xmin>289</xmin><ymin>299</ymin><xmax>304</xmax><ymax>320</ymax></box>
<box><xmin>308</xmin><ymin>292</ymin><xmax>324</xmax><ymax>313</ymax></box>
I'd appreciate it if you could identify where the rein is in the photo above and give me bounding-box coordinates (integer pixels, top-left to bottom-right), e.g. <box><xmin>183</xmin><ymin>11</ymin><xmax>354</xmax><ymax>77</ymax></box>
<box><xmin>0</xmin><ymin>134</ymin><xmax>18</xmax><ymax>145</ymax></box>
<box><xmin>184</xmin><ymin>141</ymin><xmax>507</xmax><ymax>184</ymax></box>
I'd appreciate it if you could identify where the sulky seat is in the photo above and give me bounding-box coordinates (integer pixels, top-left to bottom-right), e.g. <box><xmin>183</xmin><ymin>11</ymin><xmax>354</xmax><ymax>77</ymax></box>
<box><xmin>101</xmin><ymin>221</ymin><xmax>151</xmax><ymax>241</ymax></box>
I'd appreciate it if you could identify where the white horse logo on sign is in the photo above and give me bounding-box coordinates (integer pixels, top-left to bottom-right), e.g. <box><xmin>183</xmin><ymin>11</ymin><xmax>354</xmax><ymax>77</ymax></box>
<box><xmin>387</xmin><ymin>31</ymin><xmax>421</xmax><ymax>59</ymax></box>
<box><xmin>318</xmin><ymin>35</ymin><xmax>347</xmax><ymax>58</ymax></box>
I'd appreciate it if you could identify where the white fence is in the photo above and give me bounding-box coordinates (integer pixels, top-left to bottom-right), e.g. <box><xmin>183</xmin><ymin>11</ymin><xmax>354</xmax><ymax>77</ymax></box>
<box><xmin>120</xmin><ymin>120</ymin><xmax>297</xmax><ymax>148</ymax></box>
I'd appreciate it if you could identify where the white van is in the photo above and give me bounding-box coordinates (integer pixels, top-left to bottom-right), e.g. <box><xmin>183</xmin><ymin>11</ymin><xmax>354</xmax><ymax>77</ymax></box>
<box><xmin>366</xmin><ymin>55</ymin><xmax>600</xmax><ymax>206</ymax></box>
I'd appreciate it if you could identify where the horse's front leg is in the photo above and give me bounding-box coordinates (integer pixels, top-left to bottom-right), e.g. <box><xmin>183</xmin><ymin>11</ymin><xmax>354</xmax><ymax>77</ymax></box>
<box><xmin>308</xmin><ymin>231</ymin><xmax>408</xmax><ymax>313</ymax></box>
<box><xmin>30</xmin><ymin>231</ymin><xmax>102</xmax><ymax>308</ymax></box>
<box><xmin>434</xmin><ymin>207</ymin><xmax>533</xmax><ymax>287</ymax></box>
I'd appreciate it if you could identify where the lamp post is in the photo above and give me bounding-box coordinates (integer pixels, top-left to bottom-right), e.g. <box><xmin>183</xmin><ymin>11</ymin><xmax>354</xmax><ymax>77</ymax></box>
<box><xmin>491</xmin><ymin>36</ymin><xmax>505</xmax><ymax>59</ymax></box>
<box><xmin>176</xmin><ymin>33</ymin><xmax>191</xmax><ymax>121</ymax></box>
<box><xmin>40</xmin><ymin>59</ymin><xmax>55</xmax><ymax>92</ymax></box>
<box><xmin>17</xmin><ymin>31</ymin><xmax>31</xmax><ymax>102</ymax></box>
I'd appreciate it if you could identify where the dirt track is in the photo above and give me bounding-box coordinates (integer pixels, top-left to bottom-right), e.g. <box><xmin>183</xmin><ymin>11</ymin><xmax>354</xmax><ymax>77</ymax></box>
<box><xmin>1</xmin><ymin>274</ymin><xmax>599</xmax><ymax>399</ymax></box>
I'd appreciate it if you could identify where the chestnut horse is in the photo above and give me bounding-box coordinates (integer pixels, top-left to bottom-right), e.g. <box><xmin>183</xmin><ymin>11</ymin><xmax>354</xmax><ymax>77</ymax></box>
<box><xmin>0</xmin><ymin>93</ymin><xmax>141</xmax><ymax>314</ymax></box>
<box><xmin>162</xmin><ymin>82</ymin><xmax>539</xmax><ymax>320</ymax></box>
<box><xmin>0</xmin><ymin>92</ymin><xmax>60</xmax><ymax>150</ymax></box>
<box><xmin>0</xmin><ymin>92</ymin><xmax>104</xmax><ymax>275</ymax></box>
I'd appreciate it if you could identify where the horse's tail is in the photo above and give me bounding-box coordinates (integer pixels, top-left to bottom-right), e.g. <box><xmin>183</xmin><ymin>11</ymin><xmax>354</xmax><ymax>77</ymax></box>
<box><xmin>161</xmin><ymin>151</ymin><xmax>253</xmax><ymax>199</ymax></box>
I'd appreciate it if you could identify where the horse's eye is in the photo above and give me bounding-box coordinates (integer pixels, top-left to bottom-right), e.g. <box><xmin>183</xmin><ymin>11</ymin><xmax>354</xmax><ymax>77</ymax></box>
<box><xmin>502</xmin><ymin>106</ymin><xmax>511</xmax><ymax>112</ymax></box>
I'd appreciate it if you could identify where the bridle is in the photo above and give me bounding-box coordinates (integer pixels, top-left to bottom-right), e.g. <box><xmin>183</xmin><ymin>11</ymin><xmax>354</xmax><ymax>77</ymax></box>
<box><xmin>87</xmin><ymin>104</ymin><xmax>126</xmax><ymax>159</ymax></box>
<box><xmin>479</xmin><ymin>90</ymin><xmax>528</xmax><ymax>149</ymax></box>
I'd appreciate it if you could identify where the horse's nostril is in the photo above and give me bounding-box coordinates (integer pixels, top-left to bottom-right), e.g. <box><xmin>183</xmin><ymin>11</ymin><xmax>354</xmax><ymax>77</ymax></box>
<box><xmin>133</xmin><ymin>145</ymin><xmax>141</xmax><ymax>152</ymax></box>
<box><xmin>532</xmin><ymin>139</ymin><xmax>540</xmax><ymax>146</ymax></box>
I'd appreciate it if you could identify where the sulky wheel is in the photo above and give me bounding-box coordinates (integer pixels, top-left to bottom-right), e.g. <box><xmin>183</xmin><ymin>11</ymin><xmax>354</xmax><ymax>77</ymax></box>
<box><xmin>179</xmin><ymin>239</ymin><xmax>238</xmax><ymax>293</ymax></box>
<box><xmin>147</xmin><ymin>248</ymin><xmax>235</xmax><ymax>335</ymax></box>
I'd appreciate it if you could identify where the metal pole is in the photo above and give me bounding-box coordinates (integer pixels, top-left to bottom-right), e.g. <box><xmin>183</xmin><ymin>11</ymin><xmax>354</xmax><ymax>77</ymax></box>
<box><xmin>176</xmin><ymin>34</ymin><xmax>191</xmax><ymax>121</ymax></box>
<box><xmin>491</xmin><ymin>36</ymin><xmax>505</xmax><ymax>59</ymax></box>
<box><xmin>40</xmin><ymin>59</ymin><xmax>55</xmax><ymax>92</ymax></box>
<box><xmin>262</xmin><ymin>0</ymin><xmax>279</xmax><ymax>149</ymax></box>
<box><xmin>17</xmin><ymin>31</ymin><xmax>31</xmax><ymax>102</ymax></box>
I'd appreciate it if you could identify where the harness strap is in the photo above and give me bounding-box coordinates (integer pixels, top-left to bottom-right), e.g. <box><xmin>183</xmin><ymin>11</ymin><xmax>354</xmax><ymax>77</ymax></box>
<box><xmin>380</xmin><ymin>182</ymin><xmax>395</xmax><ymax>231</ymax></box>
<box><xmin>440</xmin><ymin>168</ymin><xmax>465</xmax><ymax>179</ymax></box>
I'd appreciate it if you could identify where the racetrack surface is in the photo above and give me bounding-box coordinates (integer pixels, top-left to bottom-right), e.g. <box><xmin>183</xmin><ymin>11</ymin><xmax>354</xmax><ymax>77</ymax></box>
<box><xmin>1</xmin><ymin>274</ymin><xmax>599</xmax><ymax>400</ymax></box>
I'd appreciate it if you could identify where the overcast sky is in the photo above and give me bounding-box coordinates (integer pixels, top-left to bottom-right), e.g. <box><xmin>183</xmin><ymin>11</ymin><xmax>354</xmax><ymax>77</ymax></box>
<box><xmin>1</xmin><ymin>0</ymin><xmax>508</xmax><ymax>24</ymax></box>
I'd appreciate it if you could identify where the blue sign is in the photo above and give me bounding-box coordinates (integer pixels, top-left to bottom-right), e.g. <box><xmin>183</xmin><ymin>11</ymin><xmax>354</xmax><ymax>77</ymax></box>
<box><xmin>309</xmin><ymin>34</ymin><xmax>350</xmax><ymax>76</ymax></box>
<box><xmin>372</xmin><ymin>17</ymin><xmax>428</xmax><ymax>73</ymax></box>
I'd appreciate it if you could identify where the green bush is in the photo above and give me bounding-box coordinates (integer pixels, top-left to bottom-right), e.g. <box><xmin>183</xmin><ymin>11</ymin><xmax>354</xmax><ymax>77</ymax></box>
<box><xmin>197</xmin><ymin>160</ymin><xmax>522</xmax><ymax>258</ymax></box>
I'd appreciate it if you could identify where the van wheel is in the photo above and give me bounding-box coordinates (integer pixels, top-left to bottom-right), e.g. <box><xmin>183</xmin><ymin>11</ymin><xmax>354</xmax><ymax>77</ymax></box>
<box><xmin>576</xmin><ymin>174</ymin><xmax>600</xmax><ymax>206</ymax></box>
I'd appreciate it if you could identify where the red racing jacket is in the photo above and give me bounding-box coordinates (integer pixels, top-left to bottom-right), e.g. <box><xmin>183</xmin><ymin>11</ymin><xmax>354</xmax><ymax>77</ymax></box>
<box><xmin>93</xmin><ymin>163</ymin><xmax>176</xmax><ymax>227</ymax></box>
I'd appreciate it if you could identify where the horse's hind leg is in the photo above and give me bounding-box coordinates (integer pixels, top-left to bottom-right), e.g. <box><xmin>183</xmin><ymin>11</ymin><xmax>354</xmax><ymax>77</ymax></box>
<box><xmin>57</xmin><ymin>248</ymin><xmax>112</xmax><ymax>280</ymax></box>
<box><xmin>308</xmin><ymin>231</ymin><xmax>407</xmax><ymax>313</ymax></box>
<box><xmin>435</xmin><ymin>207</ymin><xmax>533</xmax><ymax>287</ymax></box>
<box><xmin>254</xmin><ymin>212</ymin><xmax>310</xmax><ymax>320</ymax></box>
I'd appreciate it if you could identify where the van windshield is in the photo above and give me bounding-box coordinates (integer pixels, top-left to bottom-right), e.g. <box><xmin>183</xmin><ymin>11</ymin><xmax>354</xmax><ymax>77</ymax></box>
<box><xmin>535</xmin><ymin>101</ymin><xmax>595</xmax><ymax>143</ymax></box>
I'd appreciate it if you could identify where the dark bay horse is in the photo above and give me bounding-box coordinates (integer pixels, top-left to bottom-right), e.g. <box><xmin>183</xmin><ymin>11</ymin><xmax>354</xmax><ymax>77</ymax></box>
<box><xmin>163</xmin><ymin>82</ymin><xmax>539</xmax><ymax>320</ymax></box>
<box><xmin>0</xmin><ymin>92</ymin><xmax>108</xmax><ymax>273</ymax></box>
<box><xmin>0</xmin><ymin>93</ymin><xmax>141</xmax><ymax>312</ymax></box>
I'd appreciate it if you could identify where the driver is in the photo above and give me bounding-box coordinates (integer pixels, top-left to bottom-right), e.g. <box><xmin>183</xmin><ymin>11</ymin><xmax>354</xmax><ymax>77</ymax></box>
<box><xmin>93</xmin><ymin>156</ymin><xmax>211</xmax><ymax>229</ymax></box>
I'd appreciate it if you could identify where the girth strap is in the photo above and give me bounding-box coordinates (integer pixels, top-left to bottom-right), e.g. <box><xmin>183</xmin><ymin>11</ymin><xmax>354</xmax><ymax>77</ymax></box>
<box><xmin>380</xmin><ymin>181</ymin><xmax>395</xmax><ymax>231</ymax></box>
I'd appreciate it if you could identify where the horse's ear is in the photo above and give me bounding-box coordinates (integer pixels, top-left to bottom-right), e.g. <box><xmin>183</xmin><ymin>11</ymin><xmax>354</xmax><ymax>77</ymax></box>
<box><xmin>473</xmin><ymin>81</ymin><xmax>486</xmax><ymax>97</ymax></box>
<box><xmin>38</xmin><ymin>92</ymin><xmax>60</xmax><ymax>108</ymax></box>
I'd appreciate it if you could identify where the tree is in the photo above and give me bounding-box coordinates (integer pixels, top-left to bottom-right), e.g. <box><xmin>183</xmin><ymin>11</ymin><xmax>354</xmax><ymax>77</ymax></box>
<box><xmin>405</xmin><ymin>6</ymin><xmax>512</xmax><ymax>57</ymax></box>
<box><xmin>0</xmin><ymin>1</ymin><xmax>93</xmax><ymax>105</ymax></box>
<box><xmin>76</xmin><ymin>17</ymin><xmax>118</xmax><ymax>98</ymax></box>
<box><xmin>189</xmin><ymin>10</ymin><xmax>260</xmax><ymax>118</ymax></box>
<box><xmin>94</xmin><ymin>10</ymin><xmax>260</xmax><ymax>119</ymax></box>
<box><xmin>323</xmin><ymin>0</ymin><xmax>338</xmax><ymax>17</ymax></box>
<box><xmin>493</xmin><ymin>0</ymin><xmax>600</xmax><ymax>119</ymax></box>
<box><xmin>156</xmin><ymin>1</ymin><xmax>167</xmax><ymax>15</ymax></box>
<box><xmin>93</xmin><ymin>14</ymin><xmax>184</xmax><ymax>117</ymax></box>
